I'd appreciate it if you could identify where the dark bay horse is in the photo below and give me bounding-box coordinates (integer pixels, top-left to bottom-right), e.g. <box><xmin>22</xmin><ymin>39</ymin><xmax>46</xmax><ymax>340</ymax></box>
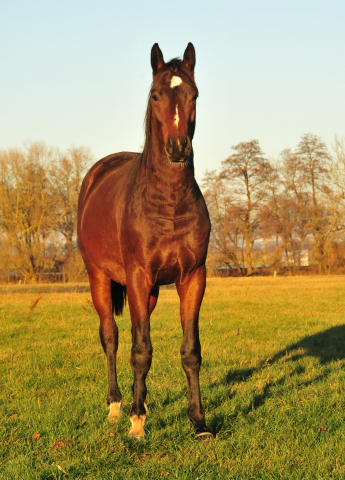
<box><xmin>78</xmin><ymin>43</ymin><xmax>212</xmax><ymax>439</ymax></box>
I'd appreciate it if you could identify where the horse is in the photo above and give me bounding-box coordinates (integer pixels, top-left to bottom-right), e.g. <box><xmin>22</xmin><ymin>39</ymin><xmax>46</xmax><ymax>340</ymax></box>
<box><xmin>77</xmin><ymin>42</ymin><xmax>212</xmax><ymax>439</ymax></box>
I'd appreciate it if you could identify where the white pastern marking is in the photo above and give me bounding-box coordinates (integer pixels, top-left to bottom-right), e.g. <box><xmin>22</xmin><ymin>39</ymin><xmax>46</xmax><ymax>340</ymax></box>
<box><xmin>174</xmin><ymin>105</ymin><xmax>179</xmax><ymax>127</ymax></box>
<box><xmin>129</xmin><ymin>414</ymin><xmax>146</xmax><ymax>439</ymax></box>
<box><xmin>170</xmin><ymin>76</ymin><xmax>182</xmax><ymax>88</ymax></box>
<box><xmin>108</xmin><ymin>401</ymin><xmax>122</xmax><ymax>421</ymax></box>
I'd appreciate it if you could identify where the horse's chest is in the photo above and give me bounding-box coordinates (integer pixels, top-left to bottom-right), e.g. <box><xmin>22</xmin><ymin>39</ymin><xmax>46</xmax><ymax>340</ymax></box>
<box><xmin>148</xmin><ymin>213</ymin><xmax>206</xmax><ymax>247</ymax></box>
<box><xmin>145</xmin><ymin>214</ymin><xmax>209</xmax><ymax>283</ymax></box>
<box><xmin>123</xmin><ymin>196</ymin><xmax>210</xmax><ymax>283</ymax></box>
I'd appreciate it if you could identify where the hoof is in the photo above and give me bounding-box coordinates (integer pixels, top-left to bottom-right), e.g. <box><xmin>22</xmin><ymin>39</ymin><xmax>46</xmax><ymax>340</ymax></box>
<box><xmin>108</xmin><ymin>402</ymin><xmax>122</xmax><ymax>422</ymax></box>
<box><xmin>128</xmin><ymin>414</ymin><xmax>146</xmax><ymax>440</ymax></box>
<box><xmin>196</xmin><ymin>431</ymin><xmax>214</xmax><ymax>440</ymax></box>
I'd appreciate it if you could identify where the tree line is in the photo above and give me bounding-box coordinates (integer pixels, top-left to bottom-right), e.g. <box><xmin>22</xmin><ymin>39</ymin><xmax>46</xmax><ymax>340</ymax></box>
<box><xmin>202</xmin><ymin>134</ymin><xmax>345</xmax><ymax>275</ymax></box>
<box><xmin>0</xmin><ymin>142</ymin><xmax>93</xmax><ymax>283</ymax></box>
<box><xmin>1</xmin><ymin>134</ymin><xmax>344</xmax><ymax>283</ymax></box>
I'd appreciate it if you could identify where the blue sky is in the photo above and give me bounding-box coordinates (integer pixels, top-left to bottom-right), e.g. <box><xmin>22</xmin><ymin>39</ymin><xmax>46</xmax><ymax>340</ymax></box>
<box><xmin>1</xmin><ymin>0</ymin><xmax>344</xmax><ymax>182</ymax></box>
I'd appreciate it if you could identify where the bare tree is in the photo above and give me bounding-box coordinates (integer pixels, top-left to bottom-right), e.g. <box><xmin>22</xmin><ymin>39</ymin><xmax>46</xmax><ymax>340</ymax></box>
<box><xmin>280</xmin><ymin>149</ymin><xmax>309</xmax><ymax>251</ymax></box>
<box><xmin>51</xmin><ymin>146</ymin><xmax>93</xmax><ymax>257</ymax></box>
<box><xmin>0</xmin><ymin>142</ymin><xmax>92</xmax><ymax>282</ymax></box>
<box><xmin>220</xmin><ymin>140</ymin><xmax>273</xmax><ymax>275</ymax></box>
<box><xmin>202</xmin><ymin>170</ymin><xmax>243</xmax><ymax>274</ymax></box>
<box><xmin>259</xmin><ymin>166</ymin><xmax>288</xmax><ymax>270</ymax></box>
<box><xmin>295</xmin><ymin>134</ymin><xmax>333</xmax><ymax>272</ymax></box>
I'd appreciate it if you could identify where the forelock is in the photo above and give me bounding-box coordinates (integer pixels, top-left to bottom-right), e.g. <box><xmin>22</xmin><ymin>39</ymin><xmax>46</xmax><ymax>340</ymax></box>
<box><xmin>160</xmin><ymin>58</ymin><xmax>195</xmax><ymax>82</ymax></box>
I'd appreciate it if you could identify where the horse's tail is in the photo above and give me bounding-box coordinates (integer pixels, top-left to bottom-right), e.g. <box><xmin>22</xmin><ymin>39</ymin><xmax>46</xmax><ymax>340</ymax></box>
<box><xmin>110</xmin><ymin>280</ymin><xmax>127</xmax><ymax>316</ymax></box>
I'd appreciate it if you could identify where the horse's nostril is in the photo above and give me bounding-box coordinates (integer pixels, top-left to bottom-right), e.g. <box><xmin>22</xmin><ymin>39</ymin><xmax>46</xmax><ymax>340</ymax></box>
<box><xmin>166</xmin><ymin>136</ymin><xmax>190</xmax><ymax>160</ymax></box>
<box><xmin>166</xmin><ymin>136</ymin><xmax>174</xmax><ymax>155</ymax></box>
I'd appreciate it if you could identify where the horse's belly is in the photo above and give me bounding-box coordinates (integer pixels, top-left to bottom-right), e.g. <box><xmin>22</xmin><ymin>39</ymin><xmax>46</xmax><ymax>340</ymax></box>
<box><xmin>80</xmin><ymin>194</ymin><xmax>126</xmax><ymax>284</ymax></box>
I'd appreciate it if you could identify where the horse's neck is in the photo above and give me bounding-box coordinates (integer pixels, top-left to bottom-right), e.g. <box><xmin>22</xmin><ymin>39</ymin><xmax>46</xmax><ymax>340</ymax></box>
<box><xmin>140</xmin><ymin>146</ymin><xmax>195</xmax><ymax>205</ymax></box>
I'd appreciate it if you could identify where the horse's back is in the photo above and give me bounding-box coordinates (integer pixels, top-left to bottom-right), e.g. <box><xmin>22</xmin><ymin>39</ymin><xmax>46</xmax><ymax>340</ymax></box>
<box><xmin>78</xmin><ymin>151</ymin><xmax>140</xmax><ymax>283</ymax></box>
<box><xmin>79</xmin><ymin>152</ymin><xmax>140</xmax><ymax>208</ymax></box>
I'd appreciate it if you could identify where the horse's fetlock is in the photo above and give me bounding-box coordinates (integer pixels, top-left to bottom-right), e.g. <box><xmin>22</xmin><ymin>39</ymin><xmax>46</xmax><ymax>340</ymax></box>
<box><xmin>131</xmin><ymin>399</ymin><xmax>147</xmax><ymax>417</ymax></box>
<box><xmin>188</xmin><ymin>406</ymin><xmax>205</xmax><ymax>425</ymax></box>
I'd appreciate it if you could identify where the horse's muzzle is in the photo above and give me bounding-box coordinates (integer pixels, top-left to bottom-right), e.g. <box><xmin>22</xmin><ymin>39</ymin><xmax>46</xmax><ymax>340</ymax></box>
<box><xmin>165</xmin><ymin>135</ymin><xmax>191</xmax><ymax>162</ymax></box>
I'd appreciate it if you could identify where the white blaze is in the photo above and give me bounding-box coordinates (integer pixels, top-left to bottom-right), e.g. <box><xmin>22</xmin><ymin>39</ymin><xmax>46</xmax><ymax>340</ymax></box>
<box><xmin>174</xmin><ymin>105</ymin><xmax>179</xmax><ymax>127</ymax></box>
<box><xmin>170</xmin><ymin>76</ymin><xmax>182</xmax><ymax>88</ymax></box>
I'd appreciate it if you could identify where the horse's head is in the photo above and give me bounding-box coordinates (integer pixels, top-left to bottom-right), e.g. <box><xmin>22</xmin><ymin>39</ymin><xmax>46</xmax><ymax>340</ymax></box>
<box><xmin>148</xmin><ymin>43</ymin><xmax>198</xmax><ymax>164</ymax></box>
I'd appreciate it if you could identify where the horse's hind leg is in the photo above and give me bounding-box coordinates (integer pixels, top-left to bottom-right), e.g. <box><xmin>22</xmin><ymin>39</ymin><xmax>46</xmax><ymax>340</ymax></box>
<box><xmin>176</xmin><ymin>265</ymin><xmax>212</xmax><ymax>438</ymax></box>
<box><xmin>149</xmin><ymin>285</ymin><xmax>159</xmax><ymax>315</ymax></box>
<box><xmin>88</xmin><ymin>268</ymin><xmax>122</xmax><ymax>421</ymax></box>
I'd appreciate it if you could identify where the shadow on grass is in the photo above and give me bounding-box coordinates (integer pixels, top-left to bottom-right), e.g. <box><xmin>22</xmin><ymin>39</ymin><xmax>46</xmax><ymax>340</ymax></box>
<box><xmin>223</xmin><ymin>324</ymin><xmax>345</xmax><ymax>386</ymax></box>
<box><xmin>269</xmin><ymin>325</ymin><xmax>345</xmax><ymax>365</ymax></box>
<box><xmin>162</xmin><ymin>390</ymin><xmax>186</xmax><ymax>407</ymax></box>
<box><xmin>209</xmin><ymin>325</ymin><xmax>345</xmax><ymax>434</ymax></box>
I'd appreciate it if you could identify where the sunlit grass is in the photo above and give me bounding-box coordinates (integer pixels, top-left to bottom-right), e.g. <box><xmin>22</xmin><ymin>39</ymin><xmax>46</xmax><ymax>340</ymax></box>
<box><xmin>1</xmin><ymin>277</ymin><xmax>345</xmax><ymax>478</ymax></box>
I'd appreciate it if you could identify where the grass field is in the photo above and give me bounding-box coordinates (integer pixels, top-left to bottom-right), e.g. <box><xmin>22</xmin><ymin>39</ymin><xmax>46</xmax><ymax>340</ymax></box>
<box><xmin>1</xmin><ymin>276</ymin><xmax>345</xmax><ymax>479</ymax></box>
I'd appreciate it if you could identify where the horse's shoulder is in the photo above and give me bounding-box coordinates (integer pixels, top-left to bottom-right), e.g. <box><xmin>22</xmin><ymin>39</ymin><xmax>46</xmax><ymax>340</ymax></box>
<box><xmin>80</xmin><ymin>152</ymin><xmax>140</xmax><ymax>203</ymax></box>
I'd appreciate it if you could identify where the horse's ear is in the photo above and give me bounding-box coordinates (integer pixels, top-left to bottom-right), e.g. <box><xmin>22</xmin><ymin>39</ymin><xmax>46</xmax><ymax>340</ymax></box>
<box><xmin>183</xmin><ymin>42</ymin><xmax>196</xmax><ymax>73</ymax></box>
<box><xmin>151</xmin><ymin>43</ymin><xmax>165</xmax><ymax>76</ymax></box>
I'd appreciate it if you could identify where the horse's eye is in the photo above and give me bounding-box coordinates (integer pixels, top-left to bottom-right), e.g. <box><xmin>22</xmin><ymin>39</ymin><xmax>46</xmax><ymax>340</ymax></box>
<box><xmin>151</xmin><ymin>94</ymin><xmax>159</xmax><ymax>101</ymax></box>
<box><xmin>193</xmin><ymin>95</ymin><xmax>198</xmax><ymax>101</ymax></box>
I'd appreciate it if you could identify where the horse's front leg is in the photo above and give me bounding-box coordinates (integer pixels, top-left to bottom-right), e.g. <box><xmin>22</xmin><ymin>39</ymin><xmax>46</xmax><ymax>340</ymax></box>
<box><xmin>127</xmin><ymin>269</ymin><xmax>154</xmax><ymax>439</ymax></box>
<box><xmin>176</xmin><ymin>265</ymin><xmax>213</xmax><ymax>438</ymax></box>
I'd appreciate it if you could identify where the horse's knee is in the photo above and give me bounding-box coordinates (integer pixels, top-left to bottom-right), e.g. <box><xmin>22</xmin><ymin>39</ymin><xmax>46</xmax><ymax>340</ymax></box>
<box><xmin>180</xmin><ymin>340</ymin><xmax>201</xmax><ymax>371</ymax></box>
<box><xmin>131</xmin><ymin>339</ymin><xmax>152</xmax><ymax>374</ymax></box>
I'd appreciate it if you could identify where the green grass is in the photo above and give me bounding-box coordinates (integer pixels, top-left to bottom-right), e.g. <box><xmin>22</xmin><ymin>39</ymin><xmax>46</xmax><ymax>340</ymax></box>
<box><xmin>1</xmin><ymin>276</ymin><xmax>345</xmax><ymax>479</ymax></box>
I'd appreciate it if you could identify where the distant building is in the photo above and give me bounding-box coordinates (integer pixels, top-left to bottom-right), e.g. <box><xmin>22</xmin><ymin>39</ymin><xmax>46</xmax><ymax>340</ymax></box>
<box><xmin>282</xmin><ymin>249</ymin><xmax>309</xmax><ymax>267</ymax></box>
